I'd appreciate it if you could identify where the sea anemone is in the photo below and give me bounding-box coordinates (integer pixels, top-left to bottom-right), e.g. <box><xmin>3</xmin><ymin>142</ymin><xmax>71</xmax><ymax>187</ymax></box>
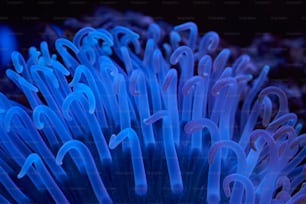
<box><xmin>0</xmin><ymin>8</ymin><xmax>305</xmax><ymax>204</ymax></box>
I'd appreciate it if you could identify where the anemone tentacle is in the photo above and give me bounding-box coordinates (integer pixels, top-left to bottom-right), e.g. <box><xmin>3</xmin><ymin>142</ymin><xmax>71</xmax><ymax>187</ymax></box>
<box><xmin>0</xmin><ymin>9</ymin><xmax>305</xmax><ymax>203</ymax></box>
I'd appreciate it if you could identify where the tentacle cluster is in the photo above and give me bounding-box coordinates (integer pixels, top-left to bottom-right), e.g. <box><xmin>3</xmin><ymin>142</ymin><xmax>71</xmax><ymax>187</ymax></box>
<box><xmin>0</xmin><ymin>11</ymin><xmax>305</xmax><ymax>204</ymax></box>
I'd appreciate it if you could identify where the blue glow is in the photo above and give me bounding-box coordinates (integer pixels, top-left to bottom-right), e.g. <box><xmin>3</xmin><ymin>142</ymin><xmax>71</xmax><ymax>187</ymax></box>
<box><xmin>0</xmin><ymin>9</ymin><xmax>305</xmax><ymax>203</ymax></box>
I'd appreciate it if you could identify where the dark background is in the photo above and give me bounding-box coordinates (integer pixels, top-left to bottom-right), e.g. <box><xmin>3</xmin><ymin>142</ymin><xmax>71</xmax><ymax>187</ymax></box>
<box><xmin>0</xmin><ymin>0</ymin><xmax>305</xmax><ymax>49</ymax></box>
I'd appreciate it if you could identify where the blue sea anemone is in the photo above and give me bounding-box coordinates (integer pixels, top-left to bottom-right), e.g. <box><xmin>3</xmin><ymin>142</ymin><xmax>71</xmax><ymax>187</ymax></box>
<box><xmin>0</xmin><ymin>9</ymin><xmax>305</xmax><ymax>204</ymax></box>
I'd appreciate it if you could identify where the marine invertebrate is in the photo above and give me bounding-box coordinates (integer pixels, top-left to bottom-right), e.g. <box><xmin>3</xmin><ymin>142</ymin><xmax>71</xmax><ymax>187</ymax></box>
<box><xmin>0</xmin><ymin>8</ymin><xmax>305</xmax><ymax>204</ymax></box>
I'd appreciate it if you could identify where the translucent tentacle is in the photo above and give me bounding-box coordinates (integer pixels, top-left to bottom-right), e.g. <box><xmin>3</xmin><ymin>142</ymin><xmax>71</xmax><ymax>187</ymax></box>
<box><xmin>241</xmin><ymin>65</ymin><xmax>270</xmax><ymax>128</ymax></box>
<box><xmin>0</xmin><ymin>166</ymin><xmax>30</xmax><ymax>203</ymax></box>
<box><xmin>109</xmin><ymin>128</ymin><xmax>147</xmax><ymax>195</ymax></box>
<box><xmin>62</xmin><ymin>84</ymin><xmax>112</xmax><ymax>165</ymax></box>
<box><xmin>4</xmin><ymin>107</ymin><xmax>67</xmax><ymax>181</ymax></box>
<box><xmin>174</xmin><ymin>22</ymin><xmax>198</xmax><ymax>50</ymax></box>
<box><xmin>198</xmin><ymin>31</ymin><xmax>219</xmax><ymax>57</ymax></box>
<box><xmin>258</xmin><ymin>86</ymin><xmax>289</xmax><ymax>119</ymax></box>
<box><xmin>223</xmin><ymin>173</ymin><xmax>255</xmax><ymax>204</ymax></box>
<box><xmin>162</xmin><ymin>69</ymin><xmax>180</xmax><ymax>145</ymax></box>
<box><xmin>6</xmin><ymin>69</ymin><xmax>41</xmax><ymax>108</ymax></box>
<box><xmin>18</xmin><ymin>154</ymin><xmax>68</xmax><ymax>204</ymax></box>
<box><xmin>162</xmin><ymin>116</ymin><xmax>183</xmax><ymax>194</ymax></box>
<box><xmin>182</xmin><ymin>76</ymin><xmax>205</xmax><ymax>152</ymax></box>
<box><xmin>184</xmin><ymin>118</ymin><xmax>221</xmax><ymax>203</ymax></box>
<box><xmin>56</xmin><ymin>140</ymin><xmax>113</xmax><ymax>204</ymax></box>
<box><xmin>129</xmin><ymin>70</ymin><xmax>155</xmax><ymax>148</ymax></box>
<box><xmin>55</xmin><ymin>38</ymin><xmax>80</xmax><ymax>72</ymax></box>
<box><xmin>209</xmin><ymin>140</ymin><xmax>247</xmax><ymax>203</ymax></box>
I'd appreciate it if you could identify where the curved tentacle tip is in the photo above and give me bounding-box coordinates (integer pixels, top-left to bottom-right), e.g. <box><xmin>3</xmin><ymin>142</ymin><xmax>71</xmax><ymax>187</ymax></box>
<box><xmin>199</xmin><ymin>31</ymin><xmax>220</xmax><ymax>54</ymax></box>
<box><xmin>11</xmin><ymin>52</ymin><xmax>24</xmax><ymax>73</ymax></box>
<box><xmin>6</xmin><ymin>69</ymin><xmax>39</xmax><ymax>92</ymax></box>
<box><xmin>143</xmin><ymin>110</ymin><xmax>167</xmax><ymax>125</ymax></box>
<box><xmin>223</xmin><ymin>187</ymin><xmax>231</xmax><ymax>198</ymax></box>
<box><xmin>184</xmin><ymin>120</ymin><xmax>201</xmax><ymax>134</ymax></box>
<box><xmin>170</xmin><ymin>46</ymin><xmax>193</xmax><ymax>65</ymax></box>
<box><xmin>108</xmin><ymin>134</ymin><xmax>117</xmax><ymax>149</ymax></box>
<box><xmin>17</xmin><ymin>154</ymin><xmax>40</xmax><ymax>179</ymax></box>
<box><xmin>17</xmin><ymin>172</ymin><xmax>25</xmax><ymax>179</ymax></box>
<box><xmin>143</xmin><ymin>118</ymin><xmax>149</xmax><ymax>125</ymax></box>
<box><xmin>4</xmin><ymin>107</ymin><xmax>23</xmax><ymax>132</ymax></box>
<box><xmin>55</xmin><ymin>152</ymin><xmax>64</xmax><ymax>166</ymax></box>
<box><xmin>33</xmin><ymin>107</ymin><xmax>47</xmax><ymax>129</ymax></box>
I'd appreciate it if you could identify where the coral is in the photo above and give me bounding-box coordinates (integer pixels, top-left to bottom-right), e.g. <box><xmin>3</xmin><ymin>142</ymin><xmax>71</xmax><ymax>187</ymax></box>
<box><xmin>0</xmin><ymin>8</ymin><xmax>305</xmax><ymax>204</ymax></box>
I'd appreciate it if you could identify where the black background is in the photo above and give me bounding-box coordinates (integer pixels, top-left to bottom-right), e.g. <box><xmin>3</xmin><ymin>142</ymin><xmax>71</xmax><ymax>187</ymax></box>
<box><xmin>0</xmin><ymin>0</ymin><xmax>305</xmax><ymax>49</ymax></box>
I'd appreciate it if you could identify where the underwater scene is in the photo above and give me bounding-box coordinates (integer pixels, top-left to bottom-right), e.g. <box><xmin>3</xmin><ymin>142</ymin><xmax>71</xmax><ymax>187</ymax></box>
<box><xmin>0</xmin><ymin>3</ymin><xmax>305</xmax><ymax>204</ymax></box>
